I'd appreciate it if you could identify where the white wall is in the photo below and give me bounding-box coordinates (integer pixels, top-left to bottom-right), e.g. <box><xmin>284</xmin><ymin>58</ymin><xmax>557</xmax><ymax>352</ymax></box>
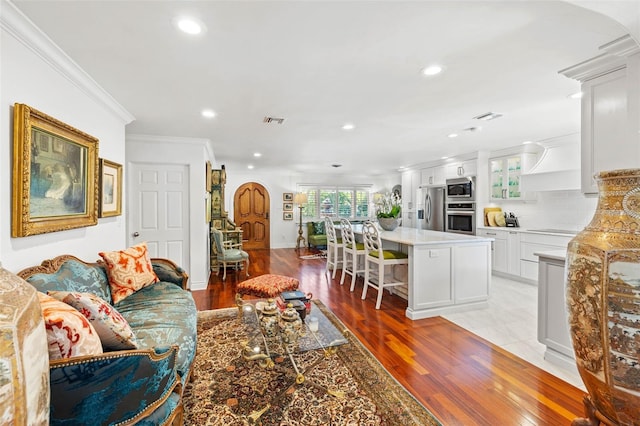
<box><xmin>126</xmin><ymin>135</ymin><xmax>214</xmax><ymax>291</ymax></box>
<box><xmin>0</xmin><ymin>2</ymin><xmax>133</xmax><ymax>272</ymax></box>
<box><xmin>223</xmin><ymin>164</ymin><xmax>396</xmax><ymax>248</ymax></box>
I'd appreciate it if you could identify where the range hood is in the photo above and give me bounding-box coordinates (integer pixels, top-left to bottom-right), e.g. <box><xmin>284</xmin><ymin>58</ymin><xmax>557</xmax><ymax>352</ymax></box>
<box><xmin>519</xmin><ymin>135</ymin><xmax>580</xmax><ymax>192</ymax></box>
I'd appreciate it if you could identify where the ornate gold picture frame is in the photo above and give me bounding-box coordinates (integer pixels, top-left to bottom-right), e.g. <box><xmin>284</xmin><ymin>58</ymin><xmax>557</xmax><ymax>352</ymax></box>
<box><xmin>12</xmin><ymin>103</ymin><xmax>99</xmax><ymax>237</ymax></box>
<box><xmin>99</xmin><ymin>159</ymin><xmax>122</xmax><ymax>217</ymax></box>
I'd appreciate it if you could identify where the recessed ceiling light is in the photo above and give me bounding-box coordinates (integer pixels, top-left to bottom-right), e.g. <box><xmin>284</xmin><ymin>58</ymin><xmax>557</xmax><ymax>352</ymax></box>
<box><xmin>441</xmin><ymin>156</ymin><xmax>449</xmax><ymax>160</ymax></box>
<box><xmin>448</xmin><ymin>133</ymin><xmax>458</xmax><ymax>138</ymax></box>
<box><xmin>253</xmin><ymin>152</ymin><xmax>262</xmax><ymax>157</ymax></box>
<box><xmin>201</xmin><ymin>109</ymin><xmax>216</xmax><ymax>118</ymax></box>
<box><xmin>342</xmin><ymin>123</ymin><xmax>355</xmax><ymax>130</ymax></box>
<box><xmin>247</xmin><ymin>164</ymin><xmax>254</xmax><ymax>170</ymax></box>
<box><xmin>569</xmin><ymin>92</ymin><xmax>583</xmax><ymax>99</ymax></box>
<box><xmin>422</xmin><ymin>65</ymin><xmax>443</xmax><ymax>76</ymax></box>
<box><xmin>522</xmin><ymin>140</ymin><xmax>534</xmax><ymax>145</ymax></box>
<box><xmin>175</xmin><ymin>17</ymin><xmax>205</xmax><ymax>35</ymax></box>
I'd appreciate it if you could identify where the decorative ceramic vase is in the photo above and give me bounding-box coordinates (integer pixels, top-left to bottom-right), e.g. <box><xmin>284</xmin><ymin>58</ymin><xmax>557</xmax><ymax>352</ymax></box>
<box><xmin>279</xmin><ymin>303</ymin><xmax>302</xmax><ymax>346</ymax></box>
<box><xmin>378</xmin><ymin>217</ymin><xmax>399</xmax><ymax>231</ymax></box>
<box><xmin>566</xmin><ymin>169</ymin><xmax>640</xmax><ymax>426</ymax></box>
<box><xmin>259</xmin><ymin>298</ymin><xmax>279</xmax><ymax>338</ymax></box>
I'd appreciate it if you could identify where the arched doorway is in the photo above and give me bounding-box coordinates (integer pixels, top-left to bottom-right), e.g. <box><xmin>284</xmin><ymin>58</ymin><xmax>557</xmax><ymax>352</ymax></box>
<box><xmin>234</xmin><ymin>182</ymin><xmax>270</xmax><ymax>250</ymax></box>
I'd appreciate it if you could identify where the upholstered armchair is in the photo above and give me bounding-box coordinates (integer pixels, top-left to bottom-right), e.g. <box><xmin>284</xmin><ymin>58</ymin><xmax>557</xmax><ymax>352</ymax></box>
<box><xmin>212</xmin><ymin>228</ymin><xmax>250</xmax><ymax>280</ymax></box>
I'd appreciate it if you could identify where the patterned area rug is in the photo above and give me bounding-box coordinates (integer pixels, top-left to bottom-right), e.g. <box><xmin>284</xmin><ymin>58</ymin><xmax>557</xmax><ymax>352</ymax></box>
<box><xmin>183</xmin><ymin>302</ymin><xmax>441</xmax><ymax>425</ymax></box>
<box><xmin>299</xmin><ymin>250</ymin><xmax>327</xmax><ymax>260</ymax></box>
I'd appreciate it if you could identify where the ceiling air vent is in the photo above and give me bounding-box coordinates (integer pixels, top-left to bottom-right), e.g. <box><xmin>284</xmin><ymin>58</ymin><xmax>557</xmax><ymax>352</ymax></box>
<box><xmin>473</xmin><ymin>112</ymin><xmax>503</xmax><ymax>121</ymax></box>
<box><xmin>263</xmin><ymin>116</ymin><xmax>285</xmax><ymax>124</ymax></box>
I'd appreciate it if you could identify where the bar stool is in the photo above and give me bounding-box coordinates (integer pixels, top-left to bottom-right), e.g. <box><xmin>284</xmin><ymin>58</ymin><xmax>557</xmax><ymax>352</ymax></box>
<box><xmin>339</xmin><ymin>218</ymin><xmax>367</xmax><ymax>292</ymax></box>
<box><xmin>324</xmin><ymin>217</ymin><xmax>343</xmax><ymax>279</ymax></box>
<box><xmin>362</xmin><ymin>220</ymin><xmax>408</xmax><ymax>309</ymax></box>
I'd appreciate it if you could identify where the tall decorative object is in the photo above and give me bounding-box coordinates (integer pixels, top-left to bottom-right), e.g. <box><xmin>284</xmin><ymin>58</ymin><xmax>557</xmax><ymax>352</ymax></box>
<box><xmin>0</xmin><ymin>263</ymin><xmax>50</xmax><ymax>424</ymax></box>
<box><xmin>209</xmin><ymin>165</ymin><xmax>243</xmax><ymax>271</ymax></box>
<box><xmin>279</xmin><ymin>303</ymin><xmax>303</xmax><ymax>346</ymax></box>
<box><xmin>294</xmin><ymin>192</ymin><xmax>308</xmax><ymax>251</ymax></box>
<box><xmin>566</xmin><ymin>169</ymin><xmax>640</xmax><ymax>426</ymax></box>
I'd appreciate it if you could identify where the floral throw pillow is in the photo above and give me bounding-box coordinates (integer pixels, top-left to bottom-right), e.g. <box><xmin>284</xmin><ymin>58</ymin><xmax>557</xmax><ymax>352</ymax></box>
<box><xmin>313</xmin><ymin>221</ymin><xmax>325</xmax><ymax>235</ymax></box>
<box><xmin>99</xmin><ymin>242</ymin><xmax>159</xmax><ymax>304</ymax></box>
<box><xmin>37</xmin><ymin>292</ymin><xmax>103</xmax><ymax>360</ymax></box>
<box><xmin>48</xmin><ymin>291</ymin><xmax>138</xmax><ymax>351</ymax></box>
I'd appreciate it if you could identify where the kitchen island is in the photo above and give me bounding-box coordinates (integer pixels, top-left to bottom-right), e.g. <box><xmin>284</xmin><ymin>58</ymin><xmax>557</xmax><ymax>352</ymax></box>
<box><xmin>353</xmin><ymin>225</ymin><xmax>493</xmax><ymax>320</ymax></box>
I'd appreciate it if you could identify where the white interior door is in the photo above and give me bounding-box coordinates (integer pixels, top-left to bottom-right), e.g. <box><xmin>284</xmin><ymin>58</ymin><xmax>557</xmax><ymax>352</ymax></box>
<box><xmin>128</xmin><ymin>163</ymin><xmax>189</xmax><ymax>268</ymax></box>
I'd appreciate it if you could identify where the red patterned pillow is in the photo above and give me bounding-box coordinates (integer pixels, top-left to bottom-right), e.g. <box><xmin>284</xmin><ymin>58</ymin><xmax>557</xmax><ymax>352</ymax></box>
<box><xmin>37</xmin><ymin>292</ymin><xmax>103</xmax><ymax>360</ymax></box>
<box><xmin>99</xmin><ymin>242</ymin><xmax>159</xmax><ymax>304</ymax></box>
<box><xmin>48</xmin><ymin>291</ymin><xmax>138</xmax><ymax>350</ymax></box>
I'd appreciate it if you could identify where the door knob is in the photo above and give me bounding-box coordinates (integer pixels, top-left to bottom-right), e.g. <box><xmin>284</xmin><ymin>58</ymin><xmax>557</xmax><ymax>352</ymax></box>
<box><xmin>133</xmin><ymin>232</ymin><xmax>140</xmax><ymax>237</ymax></box>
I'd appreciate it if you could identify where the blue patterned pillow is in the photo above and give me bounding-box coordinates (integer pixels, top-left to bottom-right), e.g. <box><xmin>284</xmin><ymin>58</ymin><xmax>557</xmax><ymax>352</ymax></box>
<box><xmin>313</xmin><ymin>221</ymin><xmax>325</xmax><ymax>235</ymax></box>
<box><xmin>26</xmin><ymin>260</ymin><xmax>112</xmax><ymax>302</ymax></box>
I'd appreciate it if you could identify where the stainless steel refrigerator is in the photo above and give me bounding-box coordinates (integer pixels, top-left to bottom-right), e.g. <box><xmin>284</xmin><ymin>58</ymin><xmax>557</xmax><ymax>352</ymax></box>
<box><xmin>417</xmin><ymin>185</ymin><xmax>445</xmax><ymax>232</ymax></box>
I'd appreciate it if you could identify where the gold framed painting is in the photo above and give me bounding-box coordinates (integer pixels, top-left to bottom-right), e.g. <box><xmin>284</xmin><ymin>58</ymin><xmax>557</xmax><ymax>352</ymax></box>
<box><xmin>206</xmin><ymin>161</ymin><xmax>212</xmax><ymax>191</ymax></box>
<box><xmin>12</xmin><ymin>103</ymin><xmax>99</xmax><ymax>237</ymax></box>
<box><xmin>99</xmin><ymin>159</ymin><xmax>122</xmax><ymax>217</ymax></box>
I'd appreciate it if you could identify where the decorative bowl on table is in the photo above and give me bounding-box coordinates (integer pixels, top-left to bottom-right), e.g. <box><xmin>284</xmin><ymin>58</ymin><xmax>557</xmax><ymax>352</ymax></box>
<box><xmin>378</xmin><ymin>217</ymin><xmax>399</xmax><ymax>231</ymax></box>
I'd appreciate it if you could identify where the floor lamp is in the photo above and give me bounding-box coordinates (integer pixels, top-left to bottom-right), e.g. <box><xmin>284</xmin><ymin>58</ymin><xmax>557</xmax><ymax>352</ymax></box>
<box><xmin>294</xmin><ymin>192</ymin><xmax>308</xmax><ymax>250</ymax></box>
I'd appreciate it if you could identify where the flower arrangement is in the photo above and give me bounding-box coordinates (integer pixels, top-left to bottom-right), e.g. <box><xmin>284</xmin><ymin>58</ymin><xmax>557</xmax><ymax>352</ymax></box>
<box><xmin>375</xmin><ymin>192</ymin><xmax>401</xmax><ymax>219</ymax></box>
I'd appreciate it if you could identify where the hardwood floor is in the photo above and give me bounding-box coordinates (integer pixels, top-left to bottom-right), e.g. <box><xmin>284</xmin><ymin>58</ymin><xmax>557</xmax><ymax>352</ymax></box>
<box><xmin>192</xmin><ymin>248</ymin><xmax>587</xmax><ymax>426</ymax></box>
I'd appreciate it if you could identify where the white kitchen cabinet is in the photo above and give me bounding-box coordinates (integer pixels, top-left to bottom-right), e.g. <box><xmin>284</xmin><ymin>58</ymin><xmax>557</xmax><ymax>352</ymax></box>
<box><xmin>560</xmin><ymin>35</ymin><xmax>640</xmax><ymax>194</ymax></box>
<box><xmin>453</xmin><ymin>243</ymin><xmax>491</xmax><ymax>304</ymax></box>
<box><xmin>489</xmin><ymin>153</ymin><xmax>536</xmax><ymax>200</ymax></box>
<box><xmin>520</xmin><ymin>233</ymin><xmax>573</xmax><ymax>282</ymax></box>
<box><xmin>445</xmin><ymin>160</ymin><xmax>477</xmax><ymax>179</ymax></box>
<box><xmin>401</xmin><ymin>169</ymin><xmax>420</xmax><ymax>228</ymax></box>
<box><xmin>478</xmin><ymin>228</ymin><xmax>520</xmax><ymax>276</ymax></box>
<box><xmin>478</xmin><ymin>229</ymin><xmax>507</xmax><ymax>273</ymax></box>
<box><xmin>537</xmin><ymin>252</ymin><xmax>577</xmax><ymax>372</ymax></box>
<box><xmin>581</xmin><ymin>67</ymin><xmax>635</xmax><ymax>193</ymax></box>
<box><xmin>420</xmin><ymin>165</ymin><xmax>446</xmax><ymax>186</ymax></box>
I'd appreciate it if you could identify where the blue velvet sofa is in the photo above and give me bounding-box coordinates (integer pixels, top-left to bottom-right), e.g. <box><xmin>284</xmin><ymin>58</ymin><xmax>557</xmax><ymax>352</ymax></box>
<box><xmin>18</xmin><ymin>254</ymin><xmax>197</xmax><ymax>426</ymax></box>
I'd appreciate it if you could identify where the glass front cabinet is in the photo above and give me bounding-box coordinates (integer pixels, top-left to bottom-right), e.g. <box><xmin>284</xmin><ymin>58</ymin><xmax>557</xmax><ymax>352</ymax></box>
<box><xmin>490</xmin><ymin>153</ymin><xmax>536</xmax><ymax>201</ymax></box>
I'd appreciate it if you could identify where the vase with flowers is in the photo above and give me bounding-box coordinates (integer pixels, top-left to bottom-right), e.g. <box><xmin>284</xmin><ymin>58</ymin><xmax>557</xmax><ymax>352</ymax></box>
<box><xmin>375</xmin><ymin>192</ymin><xmax>401</xmax><ymax>231</ymax></box>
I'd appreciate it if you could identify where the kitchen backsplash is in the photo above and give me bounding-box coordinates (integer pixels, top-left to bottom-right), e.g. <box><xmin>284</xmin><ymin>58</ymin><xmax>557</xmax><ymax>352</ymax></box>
<box><xmin>497</xmin><ymin>190</ymin><xmax>597</xmax><ymax>232</ymax></box>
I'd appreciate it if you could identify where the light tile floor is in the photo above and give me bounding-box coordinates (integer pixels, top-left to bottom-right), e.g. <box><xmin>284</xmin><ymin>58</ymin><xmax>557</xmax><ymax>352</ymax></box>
<box><xmin>442</xmin><ymin>275</ymin><xmax>586</xmax><ymax>390</ymax></box>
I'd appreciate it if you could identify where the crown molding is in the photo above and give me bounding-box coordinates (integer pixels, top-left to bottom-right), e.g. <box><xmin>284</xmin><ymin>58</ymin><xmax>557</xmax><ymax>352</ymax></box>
<box><xmin>559</xmin><ymin>34</ymin><xmax>639</xmax><ymax>82</ymax></box>
<box><xmin>0</xmin><ymin>0</ymin><xmax>135</xmax><ymax>124</ymax></box>
<box><xmin>127</xmin><ymin>133</ymin><xmax>213</xmax><ymax>149</ymax></box>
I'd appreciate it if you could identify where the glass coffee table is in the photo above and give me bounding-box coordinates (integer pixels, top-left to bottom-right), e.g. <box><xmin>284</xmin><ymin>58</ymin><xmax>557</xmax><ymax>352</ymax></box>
<box><xmin>237</xmin><ymin>298</ymin><xmax>348</xmax><ymax>371</ymax></box>
<box><xmin>235</xmin><ymin>298</ymin><xmax>350</xmax><ymax>422</ymax></box>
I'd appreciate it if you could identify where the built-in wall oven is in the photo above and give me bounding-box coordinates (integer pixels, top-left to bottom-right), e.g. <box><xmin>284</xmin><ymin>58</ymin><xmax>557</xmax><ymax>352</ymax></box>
<box><xmin>445</xmin><ymin>202</ymin><xmax>476</xmax><ymax>235</ymax></box>
<box><xmin>445</xmin><ymin>176</ymin><xmax>476</xmax><ymax>235</ymax></box>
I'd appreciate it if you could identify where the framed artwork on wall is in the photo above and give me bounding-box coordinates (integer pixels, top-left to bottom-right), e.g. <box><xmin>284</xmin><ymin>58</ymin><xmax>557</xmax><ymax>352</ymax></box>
<box><xmin>206</xmin><ymin>161</ymin><xmax>212</xmax><ymax>191</ymax></box>
<box><xmin>283</xmin><ymin>202</ymin><xmax>293</xmax><ymax>211</ymax></box>
<box><xmin>12</xmin><ymin>103</ymin><xmax>99</xmax><ymax>237</ymax></box>
<box><xmin>283</xmin><ymin>212</ymin><xmax>293</xmax><ymax>220</ymax></box>
<box><xmin>98</xmin><ymin>159</ymin><xmax>122</xmax><ymax>217</ymax></box>
<box><xmin>283</xmin><ymin>192</ymin><xmax>293</xmax><ymax>201</ymax></box>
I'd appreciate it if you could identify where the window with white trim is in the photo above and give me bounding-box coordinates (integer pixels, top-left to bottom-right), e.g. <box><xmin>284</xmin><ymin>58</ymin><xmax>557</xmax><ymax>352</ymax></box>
<box><xmin>297</xmin><ymin>185</ymin><xmax>371</xmax><ymax>221</ymax></box>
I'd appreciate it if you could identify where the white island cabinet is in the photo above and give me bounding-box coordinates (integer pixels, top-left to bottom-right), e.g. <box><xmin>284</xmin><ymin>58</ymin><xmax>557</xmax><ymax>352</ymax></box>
<box><xmin>353</xmin><ymin>226</ymin><xmax>492</xmax><ymax>320</ymax></box>
<box><xmin>536</xmin><ymin>250</ymin><xmax>579</xmax><ymax>374</ymax></box>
